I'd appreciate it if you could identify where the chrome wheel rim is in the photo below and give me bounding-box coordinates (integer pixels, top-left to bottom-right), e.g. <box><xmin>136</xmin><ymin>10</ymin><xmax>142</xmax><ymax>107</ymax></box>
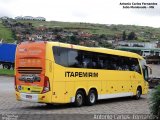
<box><xmin>77</xmin><ymin>94</ymin><xmax>83</xmax><ymax>105</ymax></box>
<box><xmin>90</xmin><ymin>93</ymin><xmax>95</xmax><ymax>103</ymax></box>
<box><xmin>137</xmin><ymin>90</ymin><xmax>140</xmax><ymax>98</ymax></box>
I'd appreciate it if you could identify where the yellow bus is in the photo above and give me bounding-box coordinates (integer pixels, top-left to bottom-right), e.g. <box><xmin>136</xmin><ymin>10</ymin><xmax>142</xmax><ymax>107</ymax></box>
<box><xmin>15</xmin><ymin>41</ymin><xmax>150</xmax><ymax>107</ymax></box>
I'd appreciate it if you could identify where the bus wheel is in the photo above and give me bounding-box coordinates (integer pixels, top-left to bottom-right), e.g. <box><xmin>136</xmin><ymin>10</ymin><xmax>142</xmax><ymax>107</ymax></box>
<box><xmin>87</xmin><ymin>90</ymin><xmax>97</xmax><ymax>106</ymax></box>
<box><xmin>74</xmin><ymin>90</ymin><xmax>84</xmax><ymax>107</ymax></box>
<box><xmin>134</xmin><ymin>87</ymin><xmax>142</xmax><ymax>100</ymax></box>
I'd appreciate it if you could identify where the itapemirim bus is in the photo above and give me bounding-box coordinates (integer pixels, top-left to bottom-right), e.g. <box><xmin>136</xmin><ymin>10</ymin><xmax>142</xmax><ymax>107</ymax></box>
<box><xmin>15</xmin><ymin>41</ymin><xmax>150</xmax><ymax>107</ymax></box>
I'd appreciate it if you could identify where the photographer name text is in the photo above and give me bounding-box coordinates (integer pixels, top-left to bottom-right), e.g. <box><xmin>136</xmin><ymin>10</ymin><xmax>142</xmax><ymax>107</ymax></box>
<box><xmin>120</xmin><ymin>2</ymin><xmax>158</xmax><ymax>9</ymax></box>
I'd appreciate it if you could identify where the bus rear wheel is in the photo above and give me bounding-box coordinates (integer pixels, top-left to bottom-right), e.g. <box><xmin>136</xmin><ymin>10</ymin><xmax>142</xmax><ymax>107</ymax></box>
<box><xmin>74</xmin><ymin>90</ymin><xmax>85</xmax><ymax>107</ymax></box>
<box><xmin>86</xmin><ymin>90</ymin><xmax>97</xmax><ymax>106</ymax></box>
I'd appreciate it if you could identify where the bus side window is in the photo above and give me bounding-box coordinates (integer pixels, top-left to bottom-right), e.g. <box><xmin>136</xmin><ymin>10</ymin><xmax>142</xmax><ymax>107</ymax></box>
<box><xmin>53</xmin><ymin>47</ymin><xmax>68</xmax><ymax>67</ymax></box>
<box><xmin>53</xmin><ymin>46</ymin><xmax>142</xmax><ymax>73</ymax></box>
<box><xmin>53</xmin><ymin>47</ymin><xmax>61</xmax><ymax>65</ymax></box>
<box><xmin>82</xmin><ymin>56</ymin><xmax>94</xmax><ymax>68</ymax></box>
<box><xmin>82</xmin><ymin>58</ymin><xmax>91</xmax><ymax>68</ymax></box>
<box><xmin>98</xmin><ymin>60</ymin><xmax>104</xmax><ymax>69</ymax></box>
<box><xmin>68</xmin><ymin>50</ymin><xmax>79</xmax><ymax>67</ymax></box>
<box><xmin>130</xmin><ymin>58</ymin><xmax>141</xmax><ymax>74</ymax></box>
<box><xmin>59</xmin><ymin>48</ymin><xmax>68</xmax><ymax>67</ymax></box>
<box><xmin>96</xmin><ymin>55</ymin><xmax>104</xmax><ymax>69</ymax></box>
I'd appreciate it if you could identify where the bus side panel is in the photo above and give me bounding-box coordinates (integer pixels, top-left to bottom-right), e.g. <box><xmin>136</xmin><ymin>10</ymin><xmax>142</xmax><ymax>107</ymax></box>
<box><xmin>87</xmin><ymin>80</ymin><xmax>101</xmax><ymax>95</ymax></box>
<box><xmin>52</xmin><ymin>64</ymin><xmax>66</xmax><ymax>103</ymax></box>
<box><xmin>65</xmin><ymin>81</ymin><xmax>75</xmax><ymax>103</ymax></box>
<box><xmin>100</xmin><ymin>71</ymin><xmax>133</xmax><ymax>99</ymax></box>
<box><xmin>52</xmin><ymin>81</ymin><xmax>66</xmax><ymax>103</ymax></box>
<box><xmin>65</xmin><ymin>68</ymin><xmax>100</xmax><ymax>103</ymax></box>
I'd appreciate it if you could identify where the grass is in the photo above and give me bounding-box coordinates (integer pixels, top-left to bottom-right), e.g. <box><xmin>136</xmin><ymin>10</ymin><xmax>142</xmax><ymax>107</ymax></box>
<box><xmin>0</xmin><ymin>20</ymin><xmax>15</xmax><ymax>43</ymax></box>
<box><xmin>0</xmin><ymin>69</ymin><xmax>14</xmax><ymax>76</ymax></box>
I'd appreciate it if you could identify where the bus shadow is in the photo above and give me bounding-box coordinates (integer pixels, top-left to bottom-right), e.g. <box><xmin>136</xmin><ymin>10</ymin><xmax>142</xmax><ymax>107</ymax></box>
<box><xmin>21</xmin><ymin>103</ymin><xmax>75</xmax><ymax>110</ymax></box>
<box><xmin>21</xmin><ymin>96</ymin><xmax>146</xmax><ymax>110</ymax></box>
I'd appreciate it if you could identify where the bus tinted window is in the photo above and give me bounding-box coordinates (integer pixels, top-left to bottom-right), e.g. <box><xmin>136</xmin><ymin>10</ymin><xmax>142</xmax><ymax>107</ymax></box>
<box><xmin>53</xmin><ymin>47</ymin><xmax>68</xmax><ymax>67</ymax></box>
<box><xmin>52</xmin><ymin>46</ymin><xmax>141</xmax><ymax>74</ymax></box>
<box><xmin>68</xmin><ymin>49</ymin><xmax>80</xmax><ymax>67</ymax></box>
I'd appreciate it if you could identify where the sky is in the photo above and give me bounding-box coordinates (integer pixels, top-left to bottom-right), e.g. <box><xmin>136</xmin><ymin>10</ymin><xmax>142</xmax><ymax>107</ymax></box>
<box><xmin>0</xmin><ymin>0</ymin><xmax>160</xmax><ymax>28</ymax></box>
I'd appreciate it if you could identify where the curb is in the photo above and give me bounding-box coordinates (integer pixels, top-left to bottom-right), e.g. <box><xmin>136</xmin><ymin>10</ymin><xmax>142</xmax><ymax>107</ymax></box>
<box><xmin>0</xmin><ymin>74</ymin><xmax>14</xmax><ymax>77</ymax></box>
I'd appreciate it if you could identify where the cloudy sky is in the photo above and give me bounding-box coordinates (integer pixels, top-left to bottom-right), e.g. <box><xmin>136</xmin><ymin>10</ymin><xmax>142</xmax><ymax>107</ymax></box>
<box><xmin>0</xmin><ymin>0</ymin><xmax>160</xmax><ymax>28</ymax></box>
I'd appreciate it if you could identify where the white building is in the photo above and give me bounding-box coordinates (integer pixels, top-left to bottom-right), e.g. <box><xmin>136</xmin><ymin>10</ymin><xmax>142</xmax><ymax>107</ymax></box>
<box><xmin>15</xmin><ymin>16</ymin><xmax>46</xmax><ymax>21</ymax></box>
<box><xmin>118</xmin><ymin>41</ymin><xmax>157</xmax><ymax>48</ymax></box>
<box><xmin>1</xmin><ymin>16</ymin><xmax>10</xmax><ymax>20</ymax></box>
<box><xmin>23</xmin><ymin>16</ymin><xmax>34</xmax><ymax>20</ymax></box>
<box><xmin>35</xmin><ymin>17</ymin><xmax>46</xmax><ymax>21</ymax></box>
<box><xmin>15</xmin><ymin>16</ymin><xmax>24</xmax><ymax>20</ymax></box>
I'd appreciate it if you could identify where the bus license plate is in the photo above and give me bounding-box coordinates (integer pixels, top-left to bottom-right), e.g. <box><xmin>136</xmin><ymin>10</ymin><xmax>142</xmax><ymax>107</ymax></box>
<box><xmin>26</xmin><ymin>95</ymin><xmax>32</xmax><ymax>99</ymax></box>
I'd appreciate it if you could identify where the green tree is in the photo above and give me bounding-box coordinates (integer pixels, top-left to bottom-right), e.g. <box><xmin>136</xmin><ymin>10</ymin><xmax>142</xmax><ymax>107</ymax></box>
<box><xmin>128</xmin><ymin>32</ymin><xmax>137</xmax><ymax>40</ymax></box>
<box><xmin>150</xmin><ymin>85</ymin><xmax>160</xmax><ymax>119</ymax></box>
<box><xmin>122</xmin><ymin>31</ymin><xmax>126</xmax><ymax>40</ymax></box>
<box><xmin>70</xmin><ymin>35</ymin><xmax>78</xmax><ymax>44</ymax></box>
<box><xmin>55</xmin><ymin>34</ymin><xmax>62</xmax><ymax>41</ymax></box>
<box><xmin>99</xmin><ymin>34</ymin><xmax>107</xmax><ymax>40</ymax></box>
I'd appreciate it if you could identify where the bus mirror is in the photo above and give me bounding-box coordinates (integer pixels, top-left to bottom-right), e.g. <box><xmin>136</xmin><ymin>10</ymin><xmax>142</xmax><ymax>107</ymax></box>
<box><xmin>148</xmin><ymin>66</ymin><xmax>152</xmax><ymax>75</ymax></box>
<box><xmin>150</xmin><ymin>69</ymin><xmax>152</xmax><ymax>75</ymax></box>
<box><xmin>145</xmin><ymin>65</ymin><xmax>152</xmax><ymax>75</ymax></box>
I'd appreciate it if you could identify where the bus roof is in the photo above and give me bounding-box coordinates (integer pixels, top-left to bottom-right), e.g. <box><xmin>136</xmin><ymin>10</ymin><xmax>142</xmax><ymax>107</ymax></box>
<box><xmin>47</xmin><ymin>41</ymin><xmax>144</xmax><ymax>60</ymax></box>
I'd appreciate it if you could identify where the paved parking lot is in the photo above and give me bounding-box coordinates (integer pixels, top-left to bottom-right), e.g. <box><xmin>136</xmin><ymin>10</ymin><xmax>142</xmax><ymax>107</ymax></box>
<box><xmin>0</xmin><ymin>76</ymin><xmax>152</xmax><ymax>120</ymax></box>
<box><xmin>149</xmin><ymin>64</ymin><xmax>160</xmax><ymax>78</ymax></box>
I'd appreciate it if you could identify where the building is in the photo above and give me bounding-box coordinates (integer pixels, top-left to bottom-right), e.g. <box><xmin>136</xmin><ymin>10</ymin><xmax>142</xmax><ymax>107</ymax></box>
<box><xmin>23</xmin><ymin>16</ymin><xmax>34</xmax><ymax>20</ymax></box>
<box><xmin>35</xmin><ymin>17</ymin><xmax>46</xmax><ymax>21</ymax></box>
<box><xmin>0</xmin><ymin>16</ymin><xmax>10</xmax><ymax>20</ymax></box>
<box><xmin>15</xmin><ymin>16</ymin><xmax>46</xmax><ymax>21</ymax></box>
<box><xmin>15</xmin><ymin>16</ymin><xmax>23</xmax><ymax>20</ymax></box>
<box><xmin>117</xmin><ymin>41</ymin><xmax>157</xmax><ymax>48</ymax></box>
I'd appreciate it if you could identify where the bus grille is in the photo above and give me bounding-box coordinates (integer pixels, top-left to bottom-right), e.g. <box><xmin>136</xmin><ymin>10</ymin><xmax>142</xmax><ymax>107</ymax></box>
<box><xmin>18</xmin><ymin>67</ymin><xmax>42</xmax><ymax>74</ymax></box>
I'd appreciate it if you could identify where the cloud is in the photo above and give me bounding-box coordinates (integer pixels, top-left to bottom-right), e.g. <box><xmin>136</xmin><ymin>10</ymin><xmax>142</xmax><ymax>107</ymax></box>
<box><xmin>0</xmin><ymin>5</ymin><xmax>13</xmax><ymax>17</ymax></box>
<box><xmin>0</xmin><ymin>0</ymin><xmax>160</xmax><ymax>27</ymax></box>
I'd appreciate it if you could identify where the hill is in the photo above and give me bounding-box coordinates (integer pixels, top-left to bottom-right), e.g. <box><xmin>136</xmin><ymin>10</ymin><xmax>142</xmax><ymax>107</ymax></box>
<box><xmin>19</xmin><ymin>20</ymin><xmax>160</xmax><ymax>41</ymax></box>
<box><xmin>0</xmin><ymin>19</ymin><xmax>160</xmax><ymax>45</ymax></box>
<box><xmin>0</xmin><ymin>20</ymin><xmax>15</xmax><ymax>43</ymax></box>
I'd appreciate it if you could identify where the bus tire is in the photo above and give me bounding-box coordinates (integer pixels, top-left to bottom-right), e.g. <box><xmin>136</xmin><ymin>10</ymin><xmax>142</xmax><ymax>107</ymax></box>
<box><xmin>74</xmin><ymin>90</ymin><xmax>85</xmax><ymax>107</ymax></box>
<box><xmin>134</xmin><ymin>87</ymin><xmax>142</xmax><ymax>100</ymax></box>
<box><xmin>86</xmin><ymin>89</ymin><xmax>97</xmax><ymax>106</ymax></box>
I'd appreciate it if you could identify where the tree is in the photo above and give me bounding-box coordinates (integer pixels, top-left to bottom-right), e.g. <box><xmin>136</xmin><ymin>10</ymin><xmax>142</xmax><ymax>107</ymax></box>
<box><xmin>99</xmin><ymin>34</ymin><xmax>107</xmax><ymax>40</ymax></box>
<box><xmin>150</xmin><ymin>85</ymin><xmax>160</xmax><ymax>119</ymax></box>
<box><xmin>70</xmin><ymin>35</ymin><xmax>79</xmax><ymax>44</ymax></box>
<box><xmin>128</xmin><ymin>32</ymin><xmax>137</xmax><ymax>40</ymax></box>
<box><xmin>122</xmin><ymin>31</ymin><xmax>126</xmax><ymax>40</ymax></box>
<box><xmin>55</xmin><ymin>34</ymin><xmax>62</xmax><ymax>41</ymax></box>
